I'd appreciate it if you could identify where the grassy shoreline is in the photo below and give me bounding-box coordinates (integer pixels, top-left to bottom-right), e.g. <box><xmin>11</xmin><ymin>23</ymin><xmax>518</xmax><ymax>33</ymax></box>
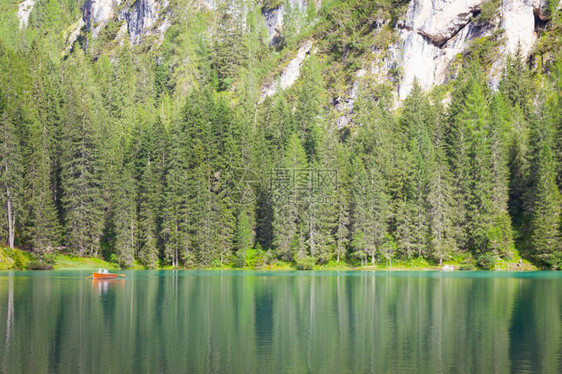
<box><xmin>0</xmin><ymin>246</ymin><xmax>539</xmax><ymax>271</ymax></box>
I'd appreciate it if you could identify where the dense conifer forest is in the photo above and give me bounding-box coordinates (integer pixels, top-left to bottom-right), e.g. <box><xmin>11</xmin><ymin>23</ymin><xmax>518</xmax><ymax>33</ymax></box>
<box><xmin>0</xmin><ymin>0</ymin><xmax>561</xmax><ymax>269</ymax></box>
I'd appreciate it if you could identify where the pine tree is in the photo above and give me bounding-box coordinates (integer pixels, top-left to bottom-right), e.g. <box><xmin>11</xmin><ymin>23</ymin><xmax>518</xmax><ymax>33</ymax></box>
<box><xmin>552</xmin><ymin>59</ymin><xmax>562</xmax><ymax>187</ymax></box>
<box><xmin>138</xmin><ymin>159</ymin><xmax>160</xmax><ymax>268</ymax></box>
<box><xmin>350</xmin><ymin>229</ymin><xmax>367</xmax><ymax>266</ymax></box>
<box><xmin>0</xmin><ymin>111</ymin><xmax>23</xmax><ymax>248</ymax></box>
<box><xmin>349</xmin><ymin>83</ymin><xmax>401</xmax><ymax>261</ymax></box>
<box><xmin>273</xmin><ymin>133</ymin><xmax>308</xmax><ymax>261</ymax></box>
<box><xmin>60</xmin><ymin>50</ymin><xmax>105</xmax><ymax>257</ymax></box>
<box><xmin>529</xmin><ymin>94</ymin><xmax>562</xmax><ymax>269</ymax></box>
<box><xmin>334</xmin><ymin>146</ymin><xmax>350</xmax><ymax>263</ymax></box>
<box><xmin>24</xmin><ymin>117</ymin><xmax>61</xmax><ymax>254</ymax></box>
<box><xmin>214</xmin><ymin>0</ymin><xmax>247</xmax><ymax>90</ymax></box>
<box><xmin>530</xmin><ymin>137</ymin><xmax>561</xmax><ymax>269</ymax></box>
<box><xmin>22</xmin><ymin>61</ymin><xmax>63</xmax><ymax>254</ymax></box>
<box><xmin>135</xmin><ymin>116</ymin><xmax>168</xmax><ymax>267</ymax></box>
<box><xmin>200</xmin><ymin>94</ymin><xmax>238</xmax><ymax>265</ymax></box>
<box><xmin>276</xmin><ymin>1</ymin><xmax>301</xmax><ymax>49</ymax></box>
<box><xmin>304</xmin><ymin>161</ymin><xmax>337</xmax><ymax>263</ymax></box>
<box><xmin>301</xmin><ymin>125</ymin><xmax>340</xmax><ymax>263</ymax></box>
<box><xmin>500</xmin><ymin>47</ymin><xmax>534</xmax><ymax>115</ymax></box>
<box><xmin>447</xmin><ymin>66</ymin><xmax>499</xmax><ymax>255</ymax></box>
<box><xmin>236</xmin><ymin>208</ymin><xmax>253</xmax><ymax>251</ymax></box>
<box><xmin>294</xmin><ymin>55</ymin><xmax>325</xmax><ymax>162</ymax></box>
<box><xmin>351</xmin><ymin>157</ymin><xmax>390</xmax><ymax>265</ymax></box>
<box><xmin>487</xmin><ymin>94</ymin><xmax>514</xmax><ymax>257</ymax></box>
<box><xmin>253</xmin><ymin>95</ymin><xmax>293</xmax><ymax>249</ymax></box>
<box><xmin>500</xmin><ymin>48</ymin><xmax>534</xmax><ymax>228</ymax></box>
<box><xmin>0</xmin><ymin>43</ymin><xmax>30</xmax><ymax>249</ymax></box>
<box><xmin>397</xmin><ymin>82</ymin><xmax>433</xmax><ymax>258</ymax></box>
<box><xmin>40</xmin><ymin>60</ymin><xmax>65</xmax><ymax>225</ymax></box>
<box><xmin>426</xmin><ymin>158</ymin><xmax>457</xmax><ymax>262</ymax></box>
<box><xmin>464</xmin><ymin>81</ymin><xmax>495</xmax><ymax>253</ymax></box>
<box><xmin>112</xmin><ymin>163</ymin><xmax>137</xmax><ymax>267</ymax></box>
<box><xmin>189</xmin><ymin>159</ymin><xmax>222</xmax><ymax>266</ymax></box>
<box><xmin>161</xmin><ymin>119</ymin><xmax>190</xmax><ymax>267</ymax></box>
<box><xmin>216</xmin><ymin>197</ymin><xmax>235</xmax><ymax>264</ymax></box>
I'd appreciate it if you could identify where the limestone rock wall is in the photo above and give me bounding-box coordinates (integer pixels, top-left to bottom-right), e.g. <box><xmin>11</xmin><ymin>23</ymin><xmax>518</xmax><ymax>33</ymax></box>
<box><xmin>82</xmin><ymin>0</ymin><xmax>169</xmax><ymax>44</ymax></box>
<box><xmin>388</xmin><ymin>0</ymin><xmax>550</xmax><ymax>99</ymax></box>
<box><xmin>18</xmin><ymin>0</ymin><xmax>35</xmax><ymax>29</ymax></box>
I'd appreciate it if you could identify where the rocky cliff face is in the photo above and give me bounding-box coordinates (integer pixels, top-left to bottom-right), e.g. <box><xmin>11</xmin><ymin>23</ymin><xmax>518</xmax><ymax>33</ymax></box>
<box><xmin>262</xmin><ymin>0</ymin><xmax>310</xmax><ymax>44</ymax></box>
<box><xmin>262</xmin><ymin>40</ymin><xmax>314</xmax><ymax>98</ymax></box>
<box><xmin>78</xmin><ymin>0</ymin><xmax>553</xmax><ymax>107</ymax></box>
<box><xmin>259</xmin><ymin>0</ymin><xmax>551</xmax><ymax>107</ymax></box>
<box><xmin>82</xmin><ymin>0</ymin><xmax>169</xmax><ymax>44</ymax></box>
<box><xmin>395</xmin><ymin>0</ymin><xmax>484</xmax><ymax>99</ymax></box>
<box><xmin>82</xmin><ymin>0</ymin><xmax>120</xmax><ymax>39</ymax></box>
<box><xmin>502</xmin><ymin>0</ymin><xmax>548</xmax><ymax>55</ymax></box>
<box><xmin>119</xmin><ymin>0</ymin><xmax>169</xmax><ymax>44</ymax></box>
<box><xmin>17</xmin><ymin>0</ymin><xmax>35</xmax><ymax>29</ymax></box>
<box><xmin>391</xmin><ymin>0</ymin><xmax>550</xmax><ymax>99</ymax></box>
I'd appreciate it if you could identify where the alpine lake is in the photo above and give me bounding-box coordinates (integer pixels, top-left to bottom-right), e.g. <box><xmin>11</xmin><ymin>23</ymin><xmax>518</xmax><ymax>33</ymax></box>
<box><xmin>1</xmin><ymin>270</ymin><xmax>561</xmax><ymax>373</ymax></box>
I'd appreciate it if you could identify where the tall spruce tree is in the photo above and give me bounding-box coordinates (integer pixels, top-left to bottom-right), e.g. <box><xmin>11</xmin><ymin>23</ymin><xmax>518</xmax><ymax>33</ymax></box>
<box><xmin>528</xmin><ymin>94</ymin><xmax>562</xmax><ymax>268</ymax></box>
<box><xmin>529</xmin><ymin>134</ymin><xmax>561</xmax><ymax>269</ymax></box>
<box><xmin>447</xmin><ymin>66</ymin><xmax>499</xmax><ymax>255</ymax></box>
<box><xmin>397</xmin><ymin>82</ymin><xmax>433</xmax><ymax>258</ymax></box>
<box><xmin>138</xmin><ymin>158</ymin><xmax>160</xmax><ymax>268</ymax></box>
<box><xmin>500</xmin><ymin>49</ymin><xmax>534</xmax><ymax>227</ymax></box>
<box><xmin>162</xmin><ymin>118</ymin><xmax>190</xmax><ymax>267</ymax></box>
<box><xmin>23</xmin><ymin>116</ymin><xmax>61</xmax><ymax>254</ymax></box>
<box><xmin>60</xmin><ymin>50</ymin><xmax>105</xmax><ymax>256</ymax></box>
<box><xmin>334</xmin><ymin>142</ymin><xmax>350</xmax><ymax>263</ymax></box>
<box><xmin>22</xmin><ymin>60</ymin><xmax>64</xmax><ymax>254</ymax></box>
<box><xmin>135</xmin><ymin>116</ymin><xmax>168</xmax><ymax>267</ymax></box>
<box><xmin>294</xmin><ymin>55</ymin><xmax>325</xmax><ymax>162</ymax></box>
<box><xmin>273</xmin><ymin>133</ymin><xmax>308</xmax><ymax>261</ymax></box>
<box><xmin>487</xmin><ymin>94</ymin><xmax>515</xmax><ymax>257</ymax></box>
<box><xmin>254</xmin><ymin>94</ymin><xmax>293</xmax><ymax>250</ymax></box>
<box><xmin>214</xmin><ymin>0</ymin><xmax>247</xmax><ymax>90</ymax></box>
<box><xmin>112</xmin><ymin>163</ymin><xmax>137</xmax><ymax>267</ymax></box>
<box><xmin>351</xmin><ymin>157</ymin><xmax>390</xmax><ymax>264</ymax></box>
<box><xmin>0</xmin><ymin>111</ymin><xmax>23</xmax><ymax>248</ymax></box>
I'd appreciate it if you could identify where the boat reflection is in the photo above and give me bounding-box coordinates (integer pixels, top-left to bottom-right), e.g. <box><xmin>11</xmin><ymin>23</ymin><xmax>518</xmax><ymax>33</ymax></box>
<box><xmin>91</xmin><ymin>278</ymin><xmax>125</xmax><ymax>295</ymax></box>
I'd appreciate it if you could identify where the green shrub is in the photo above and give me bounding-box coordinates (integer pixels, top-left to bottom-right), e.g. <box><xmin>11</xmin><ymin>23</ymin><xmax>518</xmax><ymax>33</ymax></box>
<box><xmin>459</xmin><ymin>263</ymin><xmax>476</xmax><ymax>271</ymax></box>
<box><xmin>295</xmin><ymin>255</ymin><xmax>315</xmax><ymax>270</ymax></box>
<box><xmin>234</xmin><ymin>248</ymin><xmax>260</xmax><ymax>268</ymax></box>
<box><xmin>477</xmin><ymin>253</ymin><xmax>498</xmax><ymax>270</ymax></box>
<box><xmin>234</xmin><ymin>250</ymin><xmax>246</xmax><ymax>268</ymax></box>
<box><xmin>210</xmin><ymin>259</ymin><xmax>223</xmax><ymax>268</ymax></box>
<box><xmin>42</xmin><ymin>253</ymin><xmax>57</xmax><ymax>264</ymax></box>
<box><xmin>3</xmin><ymin>248</ymin><xmax>32</xmax><ymax>269</ymax></box>
<box><xmin>26</xmin><ymin>261</ymin><xmax>53</xmax><ymax>270</ymax></box>
<box><xmin>476</xmin><ymin>0</ymin><xmax>500</xmax><ymax>25</ymax></box>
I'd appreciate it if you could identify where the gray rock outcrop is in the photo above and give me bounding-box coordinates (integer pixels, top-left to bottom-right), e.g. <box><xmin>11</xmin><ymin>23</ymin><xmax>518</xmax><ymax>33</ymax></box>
<box><xmin>262</xmin><ymin>40</ymin><xmax>314</xmax><ymax>98</ymax></box>
<box><xmin>18</xmin><ymin>0</ymin><xmax>36</xmax><ymax>29</ymax></box>
<box><xmin>388</xmin><ymin>0</ymin><xmax>549</xmax><ymax>99</ymax></box>
<box><xmin>82</xmin><ymin>0</ymin><xmax>169</xmax><ymax>44</ymax></box>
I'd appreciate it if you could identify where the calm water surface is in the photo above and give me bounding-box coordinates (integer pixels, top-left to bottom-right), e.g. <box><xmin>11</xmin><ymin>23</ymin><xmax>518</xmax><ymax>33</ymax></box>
<box><xmin>1</xmin><ymin>270</ymin><xmax>561</xmax><ymax>373</ymax></box>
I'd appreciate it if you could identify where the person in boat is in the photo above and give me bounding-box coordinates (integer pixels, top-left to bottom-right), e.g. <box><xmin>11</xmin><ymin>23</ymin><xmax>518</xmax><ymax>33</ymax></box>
<box><xmin>98</xmin><ymin>268</ymin><xmax>102</xmax><ymax>274</ymax></box>
<box><xmin>103</xmin><ymin>268</ymin><xmax>109</xmax><ymax>274</ymax></box>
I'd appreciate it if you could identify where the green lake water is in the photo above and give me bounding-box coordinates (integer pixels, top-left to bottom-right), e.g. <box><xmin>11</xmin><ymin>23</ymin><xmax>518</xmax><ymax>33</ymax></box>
<box><xmin>0</xmin><ymin>270</ymin><xmax>561</xmax><ymax>373</ymax></box>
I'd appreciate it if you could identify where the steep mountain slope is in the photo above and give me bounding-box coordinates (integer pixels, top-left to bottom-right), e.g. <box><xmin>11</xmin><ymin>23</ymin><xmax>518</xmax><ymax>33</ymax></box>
<box><xmin>69</xmin><ymin>2</ymin><xmax>550</xmax><ymax>94</ymax></box>
<box><xmin>10</xmin><ymin>1</ymin><xmax>557</xmax><ymax>111</ymax></box>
